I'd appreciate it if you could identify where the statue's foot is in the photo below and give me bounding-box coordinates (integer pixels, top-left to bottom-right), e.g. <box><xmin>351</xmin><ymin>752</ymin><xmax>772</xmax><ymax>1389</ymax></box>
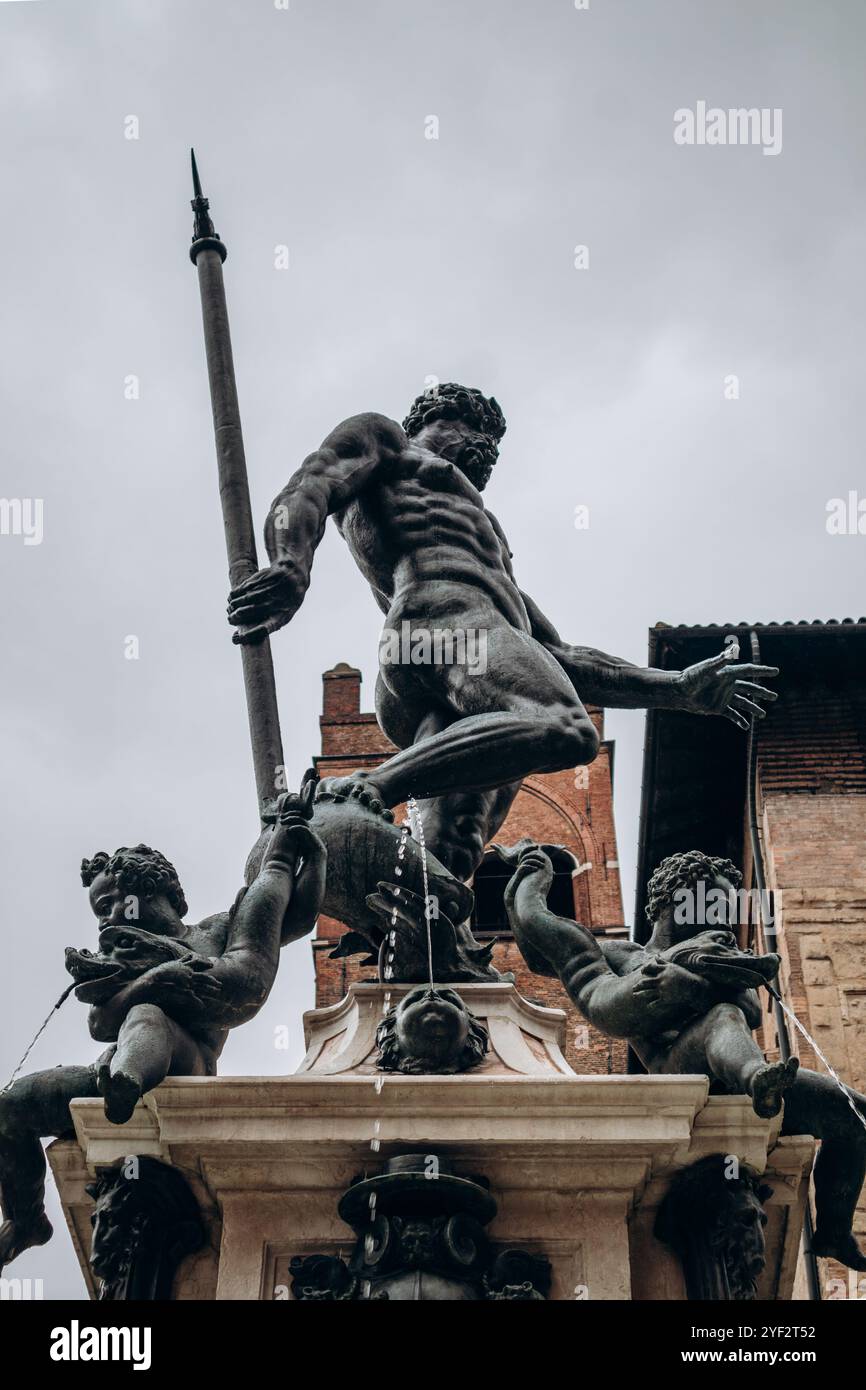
<box><xmin>749</xmin><ymin>1056</ymin><xmax>800</xmax><ymax>1118</ymax></box>
<box><xmin>812</xmin><ymin>1229</ymin><xmax>866</xmax><ymax>1271</ymax></box>
<box><xmin>316</xmin><ymin>773</ymin><xmax>393</xmax><ymax>821</ymax></box>
<box><xmin>0</xmin><ymin>1212</ymin><xmax>52</xmax><ymax>1273</ymax></box>
<box><xmin>97</xmin><ymin>1065</ymin><xmax>142</xmax><ymax>1125</ymax></box>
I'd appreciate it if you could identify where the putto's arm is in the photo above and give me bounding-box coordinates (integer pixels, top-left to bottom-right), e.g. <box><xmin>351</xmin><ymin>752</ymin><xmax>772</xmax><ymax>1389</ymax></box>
<box><xmin>505</xmin><ymin>850</ymin><xmax>720</xmax><ymax>1040</ymax></box>
<box><xmin>227</xmin><ymin>412</ymin><xmax>405</xmax><ymax>644</ymax></box>
<box><xmin>504</xmin><ymin>850</ymin><xmax>655</xmax><ymax>1036</ymax></box>
<box><xmin>169</xmin><ymin>800</ymin><xmax>327</xmax><ymax>1028</ymax></box>
<box><xmin>89</xmin><ymin>799</ymin><xmax>326</xmax><ymax>1038</ymax></box>
<box><xmin>519</xmin><ymin>590</ymin><xmax>778</xmax><ymax>729</ymax></box>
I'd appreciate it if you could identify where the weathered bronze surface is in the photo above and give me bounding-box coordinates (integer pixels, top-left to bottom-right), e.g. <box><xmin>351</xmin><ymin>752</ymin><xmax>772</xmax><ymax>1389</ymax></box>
<box><xmin>375</xmin><ymin>987</ymin><xmax>489</xmax><ymax>1074</ymax></box>
<box><xmin>227</xmin><ymin>383</ymin><xmax>777</xmax><ymax>886</ymax></box>
<box><xmin>506</xmin><ymin>844</ymin><xmax>866</xmax><ymax>1270</ymax></box>
<box><xmin>0</xmin><ymin>791</ymin><xmax>325</xmax><ymax>1274</ymax></box>
<box><xmin>290</xmin><ymin>1153</ymin><xmax>550</xmax><ymax>1301</ymax></box>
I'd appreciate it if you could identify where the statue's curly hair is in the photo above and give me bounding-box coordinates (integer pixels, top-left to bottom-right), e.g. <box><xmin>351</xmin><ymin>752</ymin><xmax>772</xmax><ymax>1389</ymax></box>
<box><xmin>81</xmin><ymin>844</ymin><xmax>188</xmax><ymax>918</ymax></box>
<box><xmin>645</xmin><ymin>850</ymin><xmax>742</xmax><ymax>926</ymax></box>
<box><xmin>402</xmin><ymin>382</ymin><xmax>506</xmax><ymax>443</ymax></box>
<box><xmin>376</xmin><ymin>1005</ymin><xmax>489</xmax><ymax>1075</ymax></box>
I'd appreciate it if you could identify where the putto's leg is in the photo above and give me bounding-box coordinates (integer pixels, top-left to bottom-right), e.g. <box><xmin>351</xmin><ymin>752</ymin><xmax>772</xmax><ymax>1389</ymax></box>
<box><xmin>782</xmin><ymin>1068</ymin><xmax>866</xmax><ymax>1270</ymax></box>
<box><xmin>100</xmin><ymin>1004</ymin><xmax>212</xmax><ymax>1125</ymax></box>
<box><xmin>100</xmin><ymin>1003</ymin><xmax>177</xmax><ymax>1124</ymax></box>
<box><xmin>0</xmin><ymin>1064</ymin><xmax>100</xmax><ymax>1271</ymax></box>
<box><xmin>700</xmin><ymin>1003</ymin><xmax>799</xmax><ymax>1116</ymax></box>
<box><xmin>658</xmin><ymin>1003</ymin><xmax>798</xmax><ymax>1117</ymax></box>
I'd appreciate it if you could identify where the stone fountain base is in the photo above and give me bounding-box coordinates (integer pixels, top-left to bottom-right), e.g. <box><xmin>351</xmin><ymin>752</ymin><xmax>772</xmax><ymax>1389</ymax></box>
<box><xmin>48</xmin><ymin>981</ymin><xmax>815</xmax><ymax>1301</ymax></box>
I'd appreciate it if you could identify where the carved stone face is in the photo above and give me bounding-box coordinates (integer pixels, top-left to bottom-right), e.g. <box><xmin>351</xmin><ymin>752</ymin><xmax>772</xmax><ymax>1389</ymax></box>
<box><xmin>394</xmin><ymin>987</ymin><xmax>471</xmax><ymax>1072</ymax></box>
<box><xmin>716</xmin><ymin>1186</ymin><xmax>769</xmax><ymax>1298</ymax></box>
<box><xmin>89</xmin><ymin>1187</ymin><xmax>134</xmax><ymax>1283</ymax></box>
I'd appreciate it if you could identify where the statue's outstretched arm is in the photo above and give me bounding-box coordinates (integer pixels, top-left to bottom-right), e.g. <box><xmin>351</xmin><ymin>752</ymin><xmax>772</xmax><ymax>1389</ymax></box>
<box><xmin>518</xmin><ymin>590</ymin><xmax>777</xmax><ymax>730</ymax></box>
<box><xmin>227</xmin><ymin>412</ymin><xmax>405</xmax><ymax>645</ymax></box>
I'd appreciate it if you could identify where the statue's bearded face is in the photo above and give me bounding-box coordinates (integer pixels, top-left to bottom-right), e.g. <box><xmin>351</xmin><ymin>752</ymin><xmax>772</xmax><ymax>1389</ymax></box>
<box><xmin>415</xmin><ymin>418</ymin><xmax>499</xmax><ymax>491</ymax></box>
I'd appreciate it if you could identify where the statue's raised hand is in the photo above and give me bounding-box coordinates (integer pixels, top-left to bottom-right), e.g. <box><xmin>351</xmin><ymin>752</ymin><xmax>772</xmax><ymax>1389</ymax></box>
<box><xmin>227</xmin><ymin>556</ymin><xmax>310</xmax><ymax>645</ymax></box>
<box><xmin>674</xmin><ymin>650</ymin><xmax>778</xmax><ymax>730</ymax></box>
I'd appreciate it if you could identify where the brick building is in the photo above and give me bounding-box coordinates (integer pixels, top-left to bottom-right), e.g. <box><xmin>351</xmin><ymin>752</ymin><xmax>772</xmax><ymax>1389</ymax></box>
<box><xmin>311</xmin><ymin>662</ymin><xmax>628</xmax><ymax>1072</ymax></box>
<box><xmin>635</xmin><ymin>618</ymin><xmax>866</xmax><ymax>1295</ymax></box>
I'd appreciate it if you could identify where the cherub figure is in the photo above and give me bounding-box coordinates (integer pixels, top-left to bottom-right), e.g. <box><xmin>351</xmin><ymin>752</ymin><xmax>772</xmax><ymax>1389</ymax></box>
<box><xmin>505</xmin><ymin>846</ymin><xmax>866</xmax><ymax>1270</ymax></box>
<box><xmin>0</xmin><ymin>791</ymin><xmax>325</xmax><ymax>1272</ymax></box>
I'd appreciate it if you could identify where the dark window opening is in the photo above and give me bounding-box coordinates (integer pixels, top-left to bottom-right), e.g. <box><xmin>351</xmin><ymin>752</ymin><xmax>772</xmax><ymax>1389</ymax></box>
<box><xmin>470</xmin><ymin>849</ymin><xmax>579</xmax><ymax>936</ymax></box>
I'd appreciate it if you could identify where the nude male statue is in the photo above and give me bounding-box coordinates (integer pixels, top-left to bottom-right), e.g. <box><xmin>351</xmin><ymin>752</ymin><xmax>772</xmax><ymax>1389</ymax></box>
<box><xmin>227</xmin><ymin>383</ymin><xmax>777</xmax><ymax>882</ymax></box>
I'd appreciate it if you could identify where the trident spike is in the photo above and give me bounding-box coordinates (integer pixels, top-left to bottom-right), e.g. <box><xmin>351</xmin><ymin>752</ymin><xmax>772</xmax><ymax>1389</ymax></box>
<box><xmin>190</xmin><ymin>146</ymin><xmax>203</xmax><ymax>200</ymax></box>
<box><xmin>189</xmin><ymin>147</ymin><xmax>224</xmax><ymax>258</ymax></box>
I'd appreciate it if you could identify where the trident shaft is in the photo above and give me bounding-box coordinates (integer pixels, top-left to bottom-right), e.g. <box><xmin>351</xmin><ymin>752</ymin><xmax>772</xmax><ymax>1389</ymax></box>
<box><xmin>189</xmin><ymin>149</ymin><xmax>284</xmax><ymax>824</ymax></box>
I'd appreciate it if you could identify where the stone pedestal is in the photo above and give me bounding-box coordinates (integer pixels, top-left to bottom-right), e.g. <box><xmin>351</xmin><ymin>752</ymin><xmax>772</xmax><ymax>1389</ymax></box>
<box><xmin>48</xmin><ymin>983</ymin><xmax>815</xmax><ymax>1301</ymax></box>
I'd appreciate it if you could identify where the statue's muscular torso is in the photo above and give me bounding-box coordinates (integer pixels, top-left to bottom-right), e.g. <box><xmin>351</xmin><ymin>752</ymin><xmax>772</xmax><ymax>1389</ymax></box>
<box><xmin>330</xmin><ymin>422</ymin><xmax>531</xmax><ymax>632</ymax></box>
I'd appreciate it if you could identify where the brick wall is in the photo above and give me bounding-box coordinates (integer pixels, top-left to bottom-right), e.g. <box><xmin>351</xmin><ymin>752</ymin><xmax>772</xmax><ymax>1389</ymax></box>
<box><xmin>311</xmin><ymin>663</ymin><xmax>628</xmax><ymax>1073</ymax></box>
<box><xmin>755</xmin><ymin>688</ymin><xmax>866</xmax><ymax>1287</ymax></box>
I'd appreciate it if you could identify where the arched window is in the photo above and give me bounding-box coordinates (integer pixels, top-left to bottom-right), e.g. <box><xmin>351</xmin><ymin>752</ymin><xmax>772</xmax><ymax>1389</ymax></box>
<box><xmin>470</xmin><ymin>847</ymin><xmax>582</xmax><ymax>936</ymax></box>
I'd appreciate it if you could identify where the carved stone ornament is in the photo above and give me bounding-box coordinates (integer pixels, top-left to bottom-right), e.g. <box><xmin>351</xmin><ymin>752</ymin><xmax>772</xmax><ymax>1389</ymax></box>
<box><xmin>86</xmin><ymin>1156</ymin><xmax>205</xmax><ymax>1300</ymax></box>
<box><xmin>291</xmin><ymin>1152</ymin><xmax>550</xmax><ymax>1302</ymax></box>
<box><xmin>654</xmin><ymin>1152</ymin><xmax>773</xmax><ymax>1300</ymax></box>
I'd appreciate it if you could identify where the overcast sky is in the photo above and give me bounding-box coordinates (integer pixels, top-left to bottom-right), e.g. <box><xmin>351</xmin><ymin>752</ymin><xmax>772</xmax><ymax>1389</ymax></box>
<box><xmin>1</xmin><ymin>0</ymin><xmax>863</xmax><ymax>1298</ymax></box>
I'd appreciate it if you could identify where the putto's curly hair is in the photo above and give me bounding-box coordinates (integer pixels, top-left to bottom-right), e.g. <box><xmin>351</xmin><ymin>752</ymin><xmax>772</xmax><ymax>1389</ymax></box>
<box><xmin>81</xmin><ymin>844</ymin><xmax>188</xmax><ymax>918</ymax></box>
<box><xmin>645</xmin><ymin>850</ymin><xmax>742</xmax><ymax>926</ymax></box>
<box><xmin>376</xmin><ymin>1004</ymin><xmax>489</xmax><ymax>1075</ymax></box>
<box><xmin>402</xmin><ymin>382</ymin><xmax>506</xmax><ymax>443</ymax></box>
